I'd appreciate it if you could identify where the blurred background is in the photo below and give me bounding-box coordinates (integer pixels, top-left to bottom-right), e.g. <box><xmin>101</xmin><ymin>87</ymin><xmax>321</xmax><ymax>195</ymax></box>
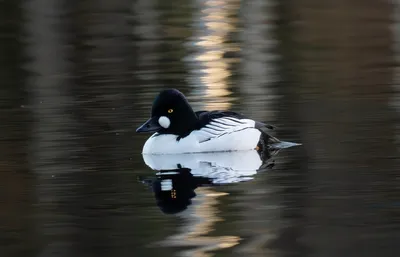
<box><xmin>1</xmin><ymin>0</ymin><xmax>400</xmax><ymax>256</ymax></box>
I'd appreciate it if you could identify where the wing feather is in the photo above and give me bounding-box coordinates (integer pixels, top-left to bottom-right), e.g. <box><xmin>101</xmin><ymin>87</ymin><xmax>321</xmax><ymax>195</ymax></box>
<box><xmin>195</xmin><ymin>114</ymin><xmax>256</xmax><ymax>143</ymax></box>
<box><xmin>205</xmin><ymin>124</ymin><xmax>226</xmax><ymax>132</ymax></box>
<box><xmin>201</xmin><ymin>127</ymin><xmax>222</xmax><ymax>136</ymax></box>
<box><xmin>209</xmin><ymin>121</ymin><xmax>232</xmax><ymax>129</ymax></box>
<box><xmin>217</xmin><ymin>118</ymin><xmax>242</xmax><ymax>126</ymax></box>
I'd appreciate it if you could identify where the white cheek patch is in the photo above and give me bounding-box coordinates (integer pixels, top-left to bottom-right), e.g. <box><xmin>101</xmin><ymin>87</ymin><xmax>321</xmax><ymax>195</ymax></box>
<box><xmin>158</xmin><ymin>116</ymin><xmax>171</xmax><ymax>129</ymax></box>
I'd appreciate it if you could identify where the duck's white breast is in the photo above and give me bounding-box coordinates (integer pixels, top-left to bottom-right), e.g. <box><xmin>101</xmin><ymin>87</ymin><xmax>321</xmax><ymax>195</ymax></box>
<box><xmin>142</xmin><ymin>127</ymin><xmax>261</xmax><ymax>154</ymax></box>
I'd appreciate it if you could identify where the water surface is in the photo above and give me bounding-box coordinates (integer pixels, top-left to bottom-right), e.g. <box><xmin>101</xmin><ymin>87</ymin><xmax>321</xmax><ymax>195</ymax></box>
<box><xmin>1</xmin><ymin>0</ymin><xmax>400</xmax><ymax>257</ymax></box>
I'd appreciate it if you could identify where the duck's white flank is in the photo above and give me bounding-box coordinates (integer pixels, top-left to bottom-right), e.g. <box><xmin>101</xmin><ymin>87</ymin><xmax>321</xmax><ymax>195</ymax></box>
<box><xmin>142</xmin><ymin>118</ymin><xmax>261</xmax><ymax>154</ymax></box>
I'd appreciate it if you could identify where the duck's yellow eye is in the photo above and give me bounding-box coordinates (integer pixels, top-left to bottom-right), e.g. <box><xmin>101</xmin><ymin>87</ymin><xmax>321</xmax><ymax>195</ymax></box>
<box><xmin>168</xmin><ymin>109</ymin><xmax>173</xmax><ymax>113</ymax></box>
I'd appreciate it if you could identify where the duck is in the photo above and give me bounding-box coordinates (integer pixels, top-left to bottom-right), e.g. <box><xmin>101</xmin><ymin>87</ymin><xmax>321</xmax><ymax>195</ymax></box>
<box><xmin>136</xmin><ymin>88</ymin><xmax>286</xmax><ymax>154</ymax></box>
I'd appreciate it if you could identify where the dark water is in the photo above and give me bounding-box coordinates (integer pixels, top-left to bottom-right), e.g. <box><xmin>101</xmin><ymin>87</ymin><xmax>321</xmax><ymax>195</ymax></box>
<box><xmin>1</xmin><ymin>0</ymin><xmax>400</xmax><ymax>257</ymax></box>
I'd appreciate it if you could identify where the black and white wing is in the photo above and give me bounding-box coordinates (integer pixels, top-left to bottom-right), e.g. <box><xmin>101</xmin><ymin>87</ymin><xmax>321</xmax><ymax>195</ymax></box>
<box><xmin>194</xmin><ymin>111</ymin><xmax>257</xmax><ymax>143</ymax></box>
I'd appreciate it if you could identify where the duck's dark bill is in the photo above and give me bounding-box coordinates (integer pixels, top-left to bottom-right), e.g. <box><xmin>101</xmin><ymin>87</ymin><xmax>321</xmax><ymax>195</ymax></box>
<box><xmin>136</xmin><ymin>117</ymin><xmax>162</xmax><ymax>133</ymax></box>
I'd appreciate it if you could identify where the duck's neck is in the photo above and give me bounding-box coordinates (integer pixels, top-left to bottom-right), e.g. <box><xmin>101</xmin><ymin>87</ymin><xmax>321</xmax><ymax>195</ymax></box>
<box><xmin>176</xmin><ymin>110</ymin><xmax>199</xmax><ymax>140</ymax></box>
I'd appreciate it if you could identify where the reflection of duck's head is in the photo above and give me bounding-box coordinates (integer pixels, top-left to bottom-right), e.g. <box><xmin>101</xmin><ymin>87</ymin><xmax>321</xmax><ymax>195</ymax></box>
<box><xmin>149</xmin><ymin>168</ymin><xmax>212</xmax><ymax>214</ymax></box>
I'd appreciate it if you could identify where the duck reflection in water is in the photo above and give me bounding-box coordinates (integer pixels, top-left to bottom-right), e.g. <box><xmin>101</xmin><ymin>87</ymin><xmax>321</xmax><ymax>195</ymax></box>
<box><xmin>139</xmin><ymin>147</ymin><xmax>280</xmax><ymax>214</ymax></box>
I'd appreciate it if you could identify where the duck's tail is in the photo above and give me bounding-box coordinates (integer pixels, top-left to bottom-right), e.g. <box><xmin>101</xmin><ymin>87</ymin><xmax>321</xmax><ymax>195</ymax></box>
<box><xmin>255</xmin><ymin>121</ymin><xmax>302</xmax><ymax>155</ymax></box>
<box><xmin>255</xmin><ymin>122</ymin><xmax>280</xmax><ymax>160</ymax></box>
<box><xmin>254</xmin><ymin>129</ymin><xmax>280</xmax><ymax>171</ymax></box>
<box><xmin>255</xmin><ymin>121</ymin><xmax>280</xmax><ymax>142</ymax></box>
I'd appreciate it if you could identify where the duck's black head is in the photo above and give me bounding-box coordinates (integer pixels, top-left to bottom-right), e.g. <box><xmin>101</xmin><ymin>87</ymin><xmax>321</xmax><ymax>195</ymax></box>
<box><xmin>136</xmin><ymin>89</ymin><xmax>198</xmax><ymax>138</ymax></box>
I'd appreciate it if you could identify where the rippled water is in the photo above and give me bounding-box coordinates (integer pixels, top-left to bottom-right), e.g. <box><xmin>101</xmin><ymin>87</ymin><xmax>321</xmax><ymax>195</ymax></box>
<box><xmin>1</xmin><ymin>0</ymin><xmax>400</xmax><ymax>257</ymax></box>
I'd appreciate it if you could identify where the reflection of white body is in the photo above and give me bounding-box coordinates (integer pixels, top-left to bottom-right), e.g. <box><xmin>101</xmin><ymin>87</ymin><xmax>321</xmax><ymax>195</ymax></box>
<box><xmin>142</xmin><ymin>118</ymin><xmax>261</xmax><ymax>154</ymax></box>
<box><xmin>143</xmin><ymin>151</ymin><xmax>263</xmax><ymax>184</ymax></box>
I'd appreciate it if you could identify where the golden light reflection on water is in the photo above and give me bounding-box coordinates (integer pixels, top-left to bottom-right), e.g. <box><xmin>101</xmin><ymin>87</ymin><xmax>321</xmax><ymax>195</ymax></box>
<box><xmin>158</xmin><ymin>188</ymin><xmax>240</xmax><ymax>257</ymax></box>
<box><xmin>179</xmin><ymin>1</ymin><xmax>242</xmax><ymax>250</ymax></box>
<box><xmin>186</xmin><ymin>0</ymin><xmax>240</xmax><ymax>110</ymax></box>
<box><xmin>156</xmin><ymin>1</ymin><xmax>243</xmax><ymax>254</ymax></box>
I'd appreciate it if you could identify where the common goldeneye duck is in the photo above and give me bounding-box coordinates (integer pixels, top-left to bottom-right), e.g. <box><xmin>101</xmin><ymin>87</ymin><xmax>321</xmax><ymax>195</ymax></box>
<box><xmin>136</xmin><ymin>88</ymin><xmax>282</xmax><ymax>154</ymax></box>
